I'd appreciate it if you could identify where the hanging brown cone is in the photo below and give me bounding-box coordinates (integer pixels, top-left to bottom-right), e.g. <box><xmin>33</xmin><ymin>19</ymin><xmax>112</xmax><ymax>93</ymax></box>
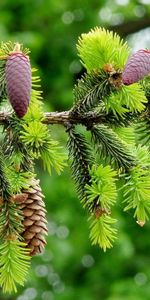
<box><xmin>13</xmin><ymin>178</ymin><xmax>48</xmax><ymax>255</ymax></box>
<box><xmin>5</xmin><ymin>44</ymin><xmax>31</xmax><ymax>118</ymax></box>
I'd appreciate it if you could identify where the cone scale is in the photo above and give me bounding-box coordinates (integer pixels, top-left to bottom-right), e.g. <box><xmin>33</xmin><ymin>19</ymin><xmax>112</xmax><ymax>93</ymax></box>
<box><xmin>5</xmin><ymin>51</ymin><xmax>31</xmax><ymax>118</ymax></box>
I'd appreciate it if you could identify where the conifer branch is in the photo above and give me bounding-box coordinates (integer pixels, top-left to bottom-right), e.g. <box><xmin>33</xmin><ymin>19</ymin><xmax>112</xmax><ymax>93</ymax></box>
<box><xmin>0</xmin><ymin>109</ymin><xmax>136</xmax><ymax>127</ymax></box>
<box><xmin>90</xmin><ymin>125</ymin><xmax>136</xmax><ymax>170</ymax></box>
<box><xmin>72</xmin><ymin>70</ymin><xmax>115</xmax><ymax>114</ymax></box>
<box><xmin>0</xmin><ymin>110</ymin><xmax>109</xmax><ymax>125</ymax></box>
<box><xmin>67</xmin><ymin>126</ymin><xmax>94</xmax><ymax>200</ymax></box>
<box><xmin>0</xmin><ymin>28</ymin><xmax>150</xmax><ymax>294</ymax></box>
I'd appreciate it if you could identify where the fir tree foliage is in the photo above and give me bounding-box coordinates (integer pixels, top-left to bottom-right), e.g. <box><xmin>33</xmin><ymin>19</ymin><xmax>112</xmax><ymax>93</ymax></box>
<box><xmin>0</xmin><ymin>27</ymin><xmax>149</xmax><ymax>294</ymax></box>
<box><xmin>68</xmin><ymin>26</ymin><xmax>150</xmax><ymax>254</ymax></box>
<box><xmin>0</xmin><ymin>60</ymin><xmax>6</xmax><ymax>102</ymax></box>
<box><xmin>85</xmin><ymin>164</ymin><xmax>117</xmax><ymax>211</ymax></box>
<box><xmin>123</xmin><ymin>146</ymin><xmax>150</xmax><ymax>224</ymax></box>
<box><xmin>123</xmin><ymin>166</ymin><xmax>150</xmax><ymax>224</ymax></box>
<box><xmin>105</xmin><ymin>83</ymin><xmax>147</xmax><ymax>117</ymax></box>
<box><xmin>89</xmin><ymin>216</ymin><xmax>117</xmax><ymax>252</ymax></box>
<box><xmin>0</xmin><ymin>41</ymin><xmax>66</xmax><ymax>293</ymax></box>
<box><xmin>67</xmin><ymin>126</ymin><xmax>94</xmax><ymax>200</ymax></box>
<box><xmin>15</xmin><ymin>69</ymin><xmax>66</xmax><ymax>175</ymax></box>
<box><xmin>77</xmin><ymin>27</ymin><xmax>130</xmax><ymax>72</ymax></box>
<box><xmin>76</xmin><ymin>27</ymin><xmax>147</xmax><ymax>122</ymax></box>
<box><xmin>0</xmin><ymin>147</ymin><xmax>31</xmax><ymax>293</ymax></box>
<box><xmin>85</xmin><ymin>164</ymin><xmax>118</xmax><ymax>250</ymax></box>
<box><xmin>113</xmin><ymin>126</ymin><xmax>135</xmax><ymax>145</ymax></box>
<box><xmin>135</xmin><ymin>117</ymin><xmax>150</xmax><ymax>147</ymax></box>
<box><xmin>91</xmin><ymin>125</ymin><xmax>135</xmax><ymax>170</ymax></box>
<box><xmin>72</xmin><ymin>70</ymin><xmax>114</xmax><ymax>113</ymax></box>
<box><xmin>0</xmin><ymin>240</ymin><xmax>31</xmax><ymax>293</ymax></box>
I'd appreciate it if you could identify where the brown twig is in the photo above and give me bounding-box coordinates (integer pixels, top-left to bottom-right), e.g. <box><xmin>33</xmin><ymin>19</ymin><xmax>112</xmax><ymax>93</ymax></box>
<box><xmin>0</xmin><ymin>110</ymin><xmax>107</xmax><ymax>127</ymax></box>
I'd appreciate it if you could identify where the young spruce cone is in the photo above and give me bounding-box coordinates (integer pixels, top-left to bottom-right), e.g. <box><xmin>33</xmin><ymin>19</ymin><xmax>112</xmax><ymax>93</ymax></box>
<box><xmin>5</xmin><ymin>50</ymin><xmax>31</xmax><ymax>118</ymax></box>
<box><xmin>15</xmin><ymin>178</ymin><xmax>48</xmax><ymax>255</ymax></box>
<box><xmin>122</xmin><ymin>49</ymin><xmax>150</xmax><ymax>85</ymax></box>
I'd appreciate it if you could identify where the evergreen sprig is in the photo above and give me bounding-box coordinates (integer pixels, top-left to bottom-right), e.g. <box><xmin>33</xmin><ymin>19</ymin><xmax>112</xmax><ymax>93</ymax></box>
<box><xmin>72</xmin><ymin>70</ymin><xmax>114</xmax><ymax>113</ymax></box>
<box><xmin>0</xmin><ymin>28</ymin><xmax>150</xmax><ymax>294</ymax></box>
<box><xmin>77</xmin><ymin>27</ymin><xmax>130</xmax><ymax>72</ymax></box>
<box><xmin>0</xmin><ymin>147</ymin><xmax>12</xmax><ymax>201</ymax></box>
<box><xmin>20</xmin><ymin>70</ymin><xmax>67</xmax><ymax>175</ymax></box>
<box><xmin>91</xmin><ymin>125</ymin><xmax>135</xmax><ymax>170</ymax></box>
<box><xmin>4</xmin><ymin>115</ymin><xmax>32</xmax><ymax>172</ymax></box>
<box><xmin>67</xmin><ymin>126</ymin><xmax>94</xmax><ymax>200</ymax></box>
<box><xmin>105</xmin><ymin>83</ymin><xmax>147</xmax><ymax>117</ymax></box>
<box><xmin>135</xmin><ymin>117</ymin><xmax>150</xmax><ymax>147</ymax></box>
<box><xmin>135</xmin><ymin>145</ymin><xmax>150</xmax><ymax>167</ymax></box>
<box><xmin>6</xmin><ymin>168</ymin><xmax>32</xmax><ymax>194</ymax></box>
<box><xmin>123</xmin><ymin>166</ymin><xmax>150</xmax><ymax>225</ymax></box>
<box><xmin>123</xmin><ymin>146</ymin><xmax>150</xmax><ymax>225</ymax></box>
<box><xmin>89</xmin><ymin>216</ymin><xmax>117</xmax><ymax>251</ymax></box>
<box><xmin>85</xmin><ymin>165</ymin><xmax>117</xmax><ymax>211</ymax></box>
<box><xmin>141</xmin><ymin>77</ymin><xmax>150</xmax><ymax>102</ymax></box>
<box><xmin>20</xmin><ymin>120</ymin><xmax>67</xmax><ymax>175</ymax></box>
<box><xmin>85</xmin><ymin>164</ymin><xmax>118</xmax><ymax>250</ymax></box>
<box><xmin>0</xmin><ymin>60</ymin><xmax>6</xmax><ymax>102</ymax></box>
<box><xmin>0</xmin><ymin>146</ymin><xmax>31</xmax><ymax>294</ymax></box>
<box><xmin>0</xmin><ymin>240</ymin><xmax>31</xmax><ymax>293</ymax></box>
<box><xmin>0</xmin><ymin>202</ymin><xmax>23</xmax><ymax>240</ymax></box>
<box><xmin>113</xmin><ymin>126</ymin><xmax>135</xmax><ymax>145</ymax></box>
<box><xmin>101</xmin><ymin>109</ymin><xmax>135</xmax><ymax>127</ymax></box>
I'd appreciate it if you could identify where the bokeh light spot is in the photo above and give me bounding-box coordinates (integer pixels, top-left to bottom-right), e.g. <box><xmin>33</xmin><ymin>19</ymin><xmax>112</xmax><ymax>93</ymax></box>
<box><xmin>56</xmin><ymin>225</ymin><xmax>69</xmax><ymax>239</ymax></box>
<box><xmin>42</xmin><ymin>291</ymin><xmax>54</xmax><ymax>300</ymax></box>
<box><xmin>81</xmin><ymin>254</ymin><xmax>95</xmax><ymax>268</ymax></box>
<box><xmin>35</xmin><ymin>265</ymin><xmax>49</xmax><ymax>277</ymax></box>
<box><xmin>24</xmin><ymin>288</ymin><xmax>37</xmax><ymax>300</ymax></box>
<box><xmin>134</xmin><ymin>272</ymin><xmax>147</xmax><ymax>286</ymax></box>
<box><xmin>62</xmin><ymin>11</ymin><xmax>74</xmax><ymax>24</ymax></box>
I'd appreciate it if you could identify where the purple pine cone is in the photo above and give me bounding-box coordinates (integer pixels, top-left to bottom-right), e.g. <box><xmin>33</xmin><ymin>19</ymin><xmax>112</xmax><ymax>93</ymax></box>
<box><xmin>122</xmin><ymin>49</ymin><xmax>150</xmax><ymax>85</ymax></box>
<box><xmin>5</xmin><ymin>52</ymin><xmax>31</xmax><ymax>118</ymax></box>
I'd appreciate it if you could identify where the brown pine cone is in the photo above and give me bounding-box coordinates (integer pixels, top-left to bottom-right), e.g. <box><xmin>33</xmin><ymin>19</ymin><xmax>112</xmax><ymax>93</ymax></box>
<box><xmin>5</xmin><ymin>51</ymin><xmax>31</xmax><ymax>118</ymax></box>
<box><xmin>14</xmin><ymin>178</ymin><xmax>48</xmax><ymax>255</ymax></box>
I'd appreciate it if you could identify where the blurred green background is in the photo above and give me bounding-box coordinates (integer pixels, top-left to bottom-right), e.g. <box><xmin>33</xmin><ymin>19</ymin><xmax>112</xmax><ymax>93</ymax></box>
<box><xmin>1</xmin><ymin>0</ymin><xmax>150</xmax><ymax>299</ymax></box>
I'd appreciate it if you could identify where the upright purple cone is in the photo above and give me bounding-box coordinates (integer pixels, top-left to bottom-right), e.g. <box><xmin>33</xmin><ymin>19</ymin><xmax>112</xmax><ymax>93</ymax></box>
<box><xmin>5</xmin><ymin>52</ymin><xmax>31</xmax><ymax>118</ymax></box>
<box><xmin>122</xmin><ymin>49</ymin><xmax>150</xmax><ymax>85</ymax></box>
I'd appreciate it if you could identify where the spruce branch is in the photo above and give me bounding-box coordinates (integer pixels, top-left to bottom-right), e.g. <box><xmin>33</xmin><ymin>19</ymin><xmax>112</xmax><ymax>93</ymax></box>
<box><xmin>0</xmin><ymin>147</ymin><xmax>31</xmax><ymax>293</ymax></box>
<box><xmin>72</xmin><ymin>70</ymin><xmax>116</xmax><ymax>114</ymax></box>
<box><xmin>123</xmin><ymin>166</ymin><xmax>150</xmax><ymax>225</ymax></box>
<box><xmin>67</xmin><ymin>126</ymin><xmax>94</xmax><ymax>201</ymax></box>
<box><xmin>0</xmin><ymin>240</ymin><xmax>31</xmax><ymax>293</ymax></box>
<box><xmin>89</xmin><ymin>215</ymin><xmax>117</xmax><ymax>251</ymax></box>
<box><xmin>135</xmin><ymin>117</ymin><xmax>150</xmax><ymax>147</ymax></box>
<box><xmin>0</xmin><ymin>60</ymin><xmax>6</xmax><ymax>102</ymax></box>
<box><xmin>105</xmin><ymin>83</ymin><xmax>147</xmax><ymax>117</ymax></box>
<box><xmin>0</xmin><ymin>147</ymin><xmax>12</xmax><ymax>201</ymax></box>
<box><xmin>4</xmin><ymin>115</ymin><xmax>32</xmax><ymax>172</ymax></box>
<box><xmin>77</xmin><ymin>27</ymin><xmax>130</xmax><ymax>71</ymax></box>
<box><xmin>0</xmin><ymin>201</ymin><xmax>23</xmax><ymax>240</ymax></box>
<box><xmin>0</xmin><ymin>28</ymin><xmax>150</xmax><ymax>294</ymax></box>
<box><xmin>85</xmin><ymin>164</ymin><xmax>117</xmax><ymax>212</ymax></box>
<box><xmin>85</xmin><ymin>164</ymin><xmax>118</xmax><ymax>251</ymax></box>
<box><xmin>0</xmin><ymin>109</ymin><xmax>139</xmax><ymax>128</ymax></box>
<box><xmin>91</xmin><ymin>125</ymin><xmax>135</xmax><ymax>170</ymax></box>
<box><xmin>0</xmin><ymin>147</ymin><xmax>24</xmax><ymax>240</ymax></box>
<box><xmin>123</xmin><ymin>146</ymin><xmax>150</xmax><ymax>225</ymax></box>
